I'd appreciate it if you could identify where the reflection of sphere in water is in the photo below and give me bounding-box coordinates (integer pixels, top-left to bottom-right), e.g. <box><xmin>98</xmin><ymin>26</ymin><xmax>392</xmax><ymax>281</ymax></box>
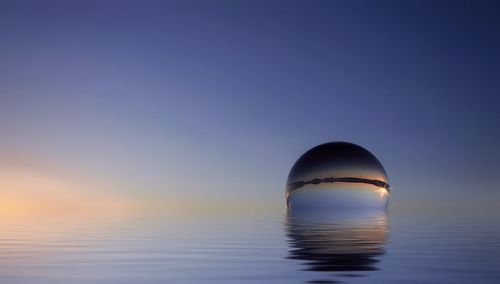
<box><xmin>286</xmin><ymin>142</ymin><xmax>390</xmax><ymax>211</ymax></box>
<box><xmin>286</xmin><ymin>211</ymin><xmax>388</xmax><ymax>274</ymax></box>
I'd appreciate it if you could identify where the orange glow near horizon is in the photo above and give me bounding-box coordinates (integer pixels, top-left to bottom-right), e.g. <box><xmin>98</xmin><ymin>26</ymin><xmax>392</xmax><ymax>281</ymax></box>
<box><xmin>0</xmin><ymin>165</ymin><xmax>281</xmax><ymax>222</ymax></box>
<box><xmin>0</xmin><ymin>151</ymin><xmax>283</xmax><ymax>224</ymax></box>
<box><xmin>0</xmin><ymin>166</ymin><xmax>137</xmax><ymax>221</ymax></box>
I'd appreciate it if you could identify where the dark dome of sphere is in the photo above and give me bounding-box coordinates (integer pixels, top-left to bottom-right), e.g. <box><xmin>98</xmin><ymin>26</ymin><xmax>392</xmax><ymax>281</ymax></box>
<box><xmin>286</xmin><ymin>142</ymin><xmax>389</xmax><ymax>193</ymax></box>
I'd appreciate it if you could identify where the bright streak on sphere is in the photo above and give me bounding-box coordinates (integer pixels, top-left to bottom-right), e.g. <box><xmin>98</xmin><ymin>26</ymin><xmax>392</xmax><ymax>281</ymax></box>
<box><xmin>286</xmin><ymin>142</ymin><xmax>390</xmax><ymax>212</ymax></box>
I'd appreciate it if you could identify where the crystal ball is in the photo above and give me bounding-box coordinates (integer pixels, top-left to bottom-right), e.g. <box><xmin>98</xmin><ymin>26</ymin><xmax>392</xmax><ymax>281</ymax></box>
<box><xmin>286</xmin><ymin>142</ymin><xmax>390</xmax><ymax>212</ymax></box>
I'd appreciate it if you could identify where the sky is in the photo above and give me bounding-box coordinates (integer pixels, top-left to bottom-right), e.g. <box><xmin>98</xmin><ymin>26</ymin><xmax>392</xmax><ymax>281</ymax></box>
<box><xmin>0</xmin><ymin>0</ymin><xmax>499</xmax><ymax>215</ymax></box>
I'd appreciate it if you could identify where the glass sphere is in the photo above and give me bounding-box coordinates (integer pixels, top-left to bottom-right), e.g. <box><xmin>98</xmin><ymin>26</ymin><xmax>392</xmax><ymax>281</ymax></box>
<box><xmin>286</xmin><ymin>142</ymin><xmax>390</xmax><ymax>211</ymax></box>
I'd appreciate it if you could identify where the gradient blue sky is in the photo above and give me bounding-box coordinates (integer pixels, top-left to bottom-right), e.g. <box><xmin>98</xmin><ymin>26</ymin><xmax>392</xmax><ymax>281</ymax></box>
<box><xmin>1</xmin><ymin>0</ymin><xmax>499</xmax><ymax>211</ymax></box>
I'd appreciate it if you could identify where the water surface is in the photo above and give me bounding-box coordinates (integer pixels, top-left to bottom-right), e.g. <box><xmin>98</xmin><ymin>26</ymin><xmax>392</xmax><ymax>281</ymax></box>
<box><xmin>1</xmin><ymin>210</ymin><xmax>499</xmax><ymax>283</ymax></box>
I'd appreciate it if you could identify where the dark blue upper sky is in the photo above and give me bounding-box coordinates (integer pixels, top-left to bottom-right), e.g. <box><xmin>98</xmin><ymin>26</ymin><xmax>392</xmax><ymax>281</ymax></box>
<box><xmin>1</xmin><ymin>0</ymin><xmax>498</xmax><ymax>210</ymax></box>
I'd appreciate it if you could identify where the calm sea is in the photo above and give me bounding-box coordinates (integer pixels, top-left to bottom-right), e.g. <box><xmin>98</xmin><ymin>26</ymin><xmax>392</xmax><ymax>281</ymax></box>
<box><xmin>1</xmin><ymin>209</ymin><xmax>499</xmax><ymax>284</ymax></box>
